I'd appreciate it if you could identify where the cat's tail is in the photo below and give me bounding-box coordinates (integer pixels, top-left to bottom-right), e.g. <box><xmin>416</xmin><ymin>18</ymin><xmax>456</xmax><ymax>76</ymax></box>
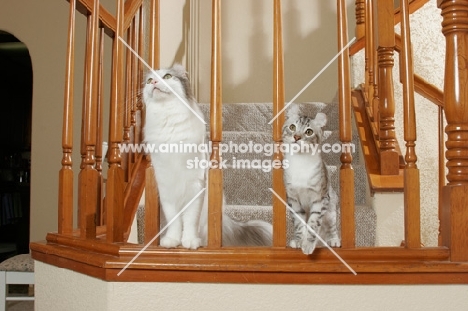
<box><xmin>199</xmin><ymin>188</ymin><xmax>273</xmax><ymax>247</ymax></box>
<box><xmin>221</xmin><ymin>215</ymin><xmax>272</xmax><ymax>247</ymax></box>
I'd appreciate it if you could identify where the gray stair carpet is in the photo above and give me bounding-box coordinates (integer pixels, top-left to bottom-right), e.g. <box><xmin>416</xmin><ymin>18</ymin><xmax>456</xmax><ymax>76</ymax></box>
<box><xmin>137</xmin><ymin>101</ymin><xmax>376</xmax><ymax>247</ymax></box>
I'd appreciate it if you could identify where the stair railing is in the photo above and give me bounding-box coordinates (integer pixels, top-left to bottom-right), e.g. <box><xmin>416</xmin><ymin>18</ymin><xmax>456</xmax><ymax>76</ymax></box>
<box><xmin>30</xmin><ymin>0</ymin><xmax>468</xmax><ymax>284</ymax></box>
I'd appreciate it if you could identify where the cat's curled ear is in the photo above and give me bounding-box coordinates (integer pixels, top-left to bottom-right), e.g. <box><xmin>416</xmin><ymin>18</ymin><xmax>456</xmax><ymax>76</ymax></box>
<box><xmin>286</xmin><ymin>103</ymin><xmax>301</xmax><ymax>120</ymax></box>
<box><xmin>314</xmin><ymin>112</ymin><xmax>327</xmax><ymax>128</ymax></box>
<box><xmin>172</xmin><ymin>63</ymin><xmax>189</xmax><ymax>79</ymax></box>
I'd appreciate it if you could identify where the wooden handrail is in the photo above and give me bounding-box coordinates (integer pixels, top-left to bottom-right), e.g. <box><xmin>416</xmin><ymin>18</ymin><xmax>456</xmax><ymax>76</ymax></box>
<box><xmin>394</xmin><ymin>0</ymin><xmax>430</xmax><ymax>24</ymax></box>
<box><xmin>72</xmin><ymin>0</ymin><xmax>116</xmax><ymax>35</ymax></box>
<box><xmin>124</xmin><ymin>0</ymin><xmax>144</xmax><ymax>31</ymax></box>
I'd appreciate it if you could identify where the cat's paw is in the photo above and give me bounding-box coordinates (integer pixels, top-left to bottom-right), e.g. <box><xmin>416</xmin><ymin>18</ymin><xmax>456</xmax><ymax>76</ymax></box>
<box><xmin>289</xmin><ymin>240</ymin><xmax>301</xmax><ymax>249</ymax></box>
<box><xmin>160</xmin><ymin>236</ymin><xmax>181</xmax><ymax>248</ymax></box>
<box><xmin>301</xmin><ymin>241</ymin><xmax>317</xmax><ymax>255</ymax></box>
<box><xmin>181</xmin><ymin>237</ymin><xmax>202</xmax><ymax>250</ymax></box>
<box><xmin>327</xmin><ymin>238</ymin><xmax>341</xmax><ymax>247</ymax></box>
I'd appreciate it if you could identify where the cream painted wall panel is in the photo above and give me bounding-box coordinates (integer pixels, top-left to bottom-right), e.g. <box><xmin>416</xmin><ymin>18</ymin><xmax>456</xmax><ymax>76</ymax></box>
<box><xmin>36</xmin><ymin>261</ymin><xmax>468</xmax><ymax>311</ymax></box>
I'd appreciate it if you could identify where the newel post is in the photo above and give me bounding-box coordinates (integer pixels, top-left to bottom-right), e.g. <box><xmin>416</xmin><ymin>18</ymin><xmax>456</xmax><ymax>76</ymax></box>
<box><xmin>439</xmin><ymin>0</ymin><xmax>468</xmax><ymax>261</ymax></box>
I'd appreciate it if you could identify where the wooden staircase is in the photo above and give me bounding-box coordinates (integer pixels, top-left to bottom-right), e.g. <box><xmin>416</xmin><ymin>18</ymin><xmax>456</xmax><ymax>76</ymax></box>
<box><xmin>30</xmin><ymin>0</ymin><xmax>468</xmax><ymax>284</ymax></box>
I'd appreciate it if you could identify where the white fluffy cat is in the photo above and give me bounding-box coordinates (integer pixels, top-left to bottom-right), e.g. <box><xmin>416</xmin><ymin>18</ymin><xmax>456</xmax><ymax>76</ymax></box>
<box><xmin>142</xmin><ymin>64</ymin><xmax>272</xmax><ymax>249</ymax></box>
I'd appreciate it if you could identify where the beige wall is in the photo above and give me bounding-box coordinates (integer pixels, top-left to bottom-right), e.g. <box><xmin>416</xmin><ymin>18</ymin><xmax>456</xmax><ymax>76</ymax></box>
<box><xmin>195</xmin><ymin>0</ymin><xmax>356</xmax><ymax>103</ymax></box>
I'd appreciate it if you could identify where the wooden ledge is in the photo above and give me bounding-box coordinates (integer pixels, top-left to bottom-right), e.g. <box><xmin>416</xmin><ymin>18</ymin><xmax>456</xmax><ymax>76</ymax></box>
<box><xmin>30</xmin><ymin>238</ymin><xmax>468</xmax><ymax>284</ymax></box>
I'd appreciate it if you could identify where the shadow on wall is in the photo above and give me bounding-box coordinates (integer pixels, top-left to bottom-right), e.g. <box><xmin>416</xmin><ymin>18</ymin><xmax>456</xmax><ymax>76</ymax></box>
<box><xmin>222</xmin><ymin>0</ymin><xmax>349</xmax><ymax>104</ymax></box>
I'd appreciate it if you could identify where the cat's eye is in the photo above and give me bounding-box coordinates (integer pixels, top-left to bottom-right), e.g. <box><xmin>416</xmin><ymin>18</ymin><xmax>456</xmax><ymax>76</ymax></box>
<box><xmin>146</xmin><ymin>78</ymin><xmax>153</xmax><ymax>84</ymax></box>
<box><xmin>289</xmin><ymin>124</ymin><xmax>296</xmax><ymax>131</ymax></box>
<box><xmin>163</xmin><ymin>73</ymin><xmax>172</xmax><ymax>79</ymax></box>
<box><xmin>305</xmin><ymin>129</ymin><xmax>314</xmax><ymax>136</ymax></box>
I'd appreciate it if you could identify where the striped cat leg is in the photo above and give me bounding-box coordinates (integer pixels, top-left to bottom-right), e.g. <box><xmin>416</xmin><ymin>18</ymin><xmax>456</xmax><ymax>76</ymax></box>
<box><xmin>301</xmin><ymin>201</ymin><xmax>325</xmax><ymax>255</ymax></box>
<box><xmin>288</xmin><ymin>198</ymin><xmax>307</xmax><ymax>249</ymax></box>
<box><xmin>321</xmin><ymin>188</ymin><xmax>340</xmax><ymax>247</ymax></box>
<box><xmin>321</xmin><ymin>209</ymin><xmax>341</xmax><ymax>247</ymax></box>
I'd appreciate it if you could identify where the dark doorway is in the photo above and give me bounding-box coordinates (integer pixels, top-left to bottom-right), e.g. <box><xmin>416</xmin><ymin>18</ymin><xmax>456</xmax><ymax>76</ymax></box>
<box><xmin>0</xmin><ymin>30</ymin><xmax>32</xmax><ymax>261</ymax></box>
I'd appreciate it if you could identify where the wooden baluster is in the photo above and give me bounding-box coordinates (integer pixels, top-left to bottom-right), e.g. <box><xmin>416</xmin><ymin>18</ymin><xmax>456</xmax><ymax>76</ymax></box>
<box><xmin>365</xmin><ymin>0</ymin><xmax>375</xmax><ymax>120</ymax></box>
<box><xmin>371</xmin><ymin>0</ymin><xmax>379</xmax><ymax>124</ymax></box>
<box><xmin>134</xmin><ymin>6</ymin><xmax>145</xmax><ymax>147</ymax></box>
<box><xmin>400</xmin><ymin>0</ymin><xmax>421</xmax><ymax>248</ymax></box>
<box><xmin>79</xmin><ymin>0</ymin><xmax>100</xmax><ymax>239</ymax></box>
<box><xmin>439</xmin><ymin>0</ymin><xmax>468</xmax><ymax>261</ymax></box>
<box><xmin>272</xmin><ymin>0</ymin><xmax>287</xmax><ymax>248</ymax></box>
<box><xmin>122</xmin><ymin>27</ymin><xmax>133</xmax><ymax>182</ymax></box>
<box><xmin>96</xmin><ymin>27</ymin><xmax>105</xmax><ymax>226</ymax></box>
<box><xmin>144</xmin><ymin>155</ymin><xmax>159</xmax><ymax>244</ymax></box>
<box><xmin>438</xmin><ymin>106</ymin><xmax>445</xmax><ymax>246</ymax></box>
<box><xmin>130</xmin><ymin>14</ymin><xmax>140</xmax><ymax>168</ymax></box>
<box><xmin>355</xmin><ymin>0</ymin><xmax>366</xmax><ymax>39</ymax></box>
<box><xmin>80</xmin><ymin>16</ymin><xmax>92</xmax><ymax>174</ymax></box>
<box><xmin>144</xmin><ymin>0</ymin><xmax>160</xmax><ymax>245</ymax></box>
<box><xmin>208</xmin><ymin>0</ymin><xmax>223</xmax><ymax>248</ymax></box>
<box><xmin>58</xmin><ymin>0</ymin><xmax>76</xmax><ymax>235</ymax></box>
<box><xmin>107</xmin><ymin>0</ymin><xmax>125</xmax><ymax>243</ymax></box>
<box><xmin>338</xmin><ymin>0</ymin><xmax>355</xmax><ymax>249</ymax></box>
<box><xmin>376</xmin><ymin>0</ymin><xmax>399</xmax><ymax>175</ymax></box>
<box><xmin>149</xmin><ymin>0</ymin><xmax>160</xmax><ymax>70</ymax></box>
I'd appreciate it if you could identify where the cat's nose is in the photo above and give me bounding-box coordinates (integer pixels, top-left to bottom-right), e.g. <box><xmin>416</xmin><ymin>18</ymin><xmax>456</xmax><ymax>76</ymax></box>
<box><xmin>294</xmin><ymin>135</ymin><xmax>301</xmax><ymax>141</ymax></box>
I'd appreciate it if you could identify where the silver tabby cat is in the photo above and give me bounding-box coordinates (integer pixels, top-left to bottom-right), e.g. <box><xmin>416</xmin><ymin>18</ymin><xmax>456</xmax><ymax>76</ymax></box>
<box><xmin>142</xmin><ymin>64</ymin><xmax>272</xmax><ymax>249</ymax></box>
<box><xmin>282</xmin><ymin>104</ymin><xmax>340</xmax><ymax>255</ymax></box>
